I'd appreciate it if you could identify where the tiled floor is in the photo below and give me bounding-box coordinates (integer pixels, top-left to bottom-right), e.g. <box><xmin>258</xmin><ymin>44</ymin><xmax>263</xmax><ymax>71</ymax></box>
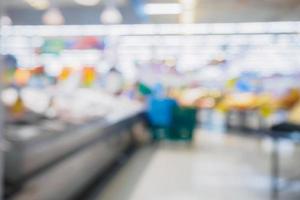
<box><xmin>92</xmin><ymin>131</ymin><xmax>300</xmax><ymax>200</ymax></box>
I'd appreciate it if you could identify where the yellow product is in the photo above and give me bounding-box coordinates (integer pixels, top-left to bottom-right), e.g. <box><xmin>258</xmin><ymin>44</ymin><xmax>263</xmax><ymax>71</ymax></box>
<box><xmin>215</xmin><ymin>100</ymin><xmax>229</xmax><ymax>113</ymax></box>
<box><xmin>288</xmin><ymin>101</ymin><xmax>300</xmax><ymax>124</ymax></box>
<box><xmin>259</xmin><ymin>104</ymin><xmax>274</xmax><ymax>118</ymax></box>
<box><xmin>82</xmin><ymin>67</ymin><xmax>96</xmax><ymax>87</ymax></box>
<box><xmin>255</xmin><ymin>94</ymin><xmax>276</xmax><ymax>118</ymax></box>
<box><xmin>59</xmin><ymin>67</ymin><xmax>72</xmax><ymax>81</ymax></box>
<box><xmin>10</xmin><ymin>96</ymin><xmax>26</xmax><ymax>119</ymax></box>
<box><xmin>225</xmin><ymin>78</ymin><xmax>237</xmax><ymax>89</ymax></box>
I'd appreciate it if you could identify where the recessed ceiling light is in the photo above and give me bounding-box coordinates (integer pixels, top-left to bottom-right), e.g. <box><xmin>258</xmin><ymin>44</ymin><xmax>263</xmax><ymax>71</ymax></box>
<box><xmin>43</xmin><ymin>8</ymin><xmax>65</xmax><ymax>25</ymax></box>
<box><xmin>74</xmin><ymin>0</ymin><xmax>101</xmax><ymax>6</ymax></box>
<box><xmin>0</xmin><ymin>15</ymin><xmax>13</xmax><ymax>26</ymax></box>
<box><xmin>24</xmin><ymin>0</ymin><xmax>50</xmax><ymax>10</ymax></box>
<box><xmin>100</xmin><ymin>6</ymin><xmax>123</xmax><ymax>24</ymax></box>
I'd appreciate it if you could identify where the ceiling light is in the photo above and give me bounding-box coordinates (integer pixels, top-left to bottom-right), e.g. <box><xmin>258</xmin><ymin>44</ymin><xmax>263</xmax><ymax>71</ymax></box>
<box><xmin>74</xmin><ymin>0</ymin><xmax>101</xmax><ymax>6</ymax></box>
<box><xmin>100</xmin><ymin>6</ymin><xmax>123</xmax><ymax>24</ymax></box>
<box><xmin>144</xmin><ymin>3</ymin><xmax>182</xmax><ymax>15</ymax></box>
<box><xmin>0</xmin><ymin>15</ymin><xmax>12</xmax><ymax>26</ymax></box>
<box><xmin>43</xmin><ymin>8</ymin><xmax>65</xmax><ymax>25</ymax></box>
<box><xmin>24</xmin><ymin>0</ymin><xmax>50</xmax><ymax>10</ymax></box>
<box><xmin>180</xmin><ymin>0</ymin><xmax>196</xmax><ymax>23</ymax></box>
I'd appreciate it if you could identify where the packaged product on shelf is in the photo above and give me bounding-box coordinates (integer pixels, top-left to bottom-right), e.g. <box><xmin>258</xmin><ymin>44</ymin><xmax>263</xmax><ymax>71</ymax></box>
<box><xmin>59</xmin><ymin>67</ymin><xmax>73</xmax><ymax>81</ymax></box>
<box><xmin>82</xmin><ymin>66</ymin><xmax>96</xmax><ymax>87</ymax></box>
<box><xmin>14</xmin><ymin>68</ymin><xmax>31</xmax><ymax>86</ymax></box>
<box><xmin>288</xmin><ymin>100</ymin><xmax>300</xmax><ymax>124</ymax></box>
<box><xmin>104</xmin><ymin>68</ymin><xmax>124</xmax><ymax>95</ymax></box>
<box><xmin>278</xmin><ymin>88</ymin><xmax>300</xmax><ymax>110</ymax></box>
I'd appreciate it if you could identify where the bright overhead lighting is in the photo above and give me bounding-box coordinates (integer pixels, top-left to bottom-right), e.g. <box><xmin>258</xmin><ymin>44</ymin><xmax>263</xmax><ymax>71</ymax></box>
<box><xmin>24</xmin><ymin>0</ymin><xmax>50</xmax><ymax>10</ymax></box>
<box><xmin>74</xmin><ymin>0</ymin><xmax>101</xmax><ymax>6</ymax></box>
<box><xmin>0</xmin><ymin>15</ymin><xmax>12</xmax><ymax>26</ymax></box>
<box><xmin>43</xmin><ymin>8</ymin><xmax>65</xmax><ymax>25</ymax></box>
<box><xmin>144</xmin><ymin>3</ymin><xmax>182</xmax><ymax>15</ymax></box>
<box><xmin>100</xmin><ymin>6</ymin><xmax>123</xmax><ymax>24</ymax></box>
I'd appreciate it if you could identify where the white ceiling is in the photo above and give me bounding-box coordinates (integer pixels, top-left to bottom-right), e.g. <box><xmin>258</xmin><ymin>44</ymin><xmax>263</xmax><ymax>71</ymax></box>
<box><xmin>0</xmin><ymin>0</ymin><xmax>300</xmax><ymax>7</ymax></box>
<box><xmin>1</xmin><ymin>0</ymin><xmax>128</xmax><ymax>8</ymax></box>
<box><xmin>2</xmin><ymin>0</ymin><xmax>300</xmax><ymax>8</ymax></box>
<box><xmin>2</xmin><ymin>0</ymin><xmax>300</xmax><ymax>24</ymax></box>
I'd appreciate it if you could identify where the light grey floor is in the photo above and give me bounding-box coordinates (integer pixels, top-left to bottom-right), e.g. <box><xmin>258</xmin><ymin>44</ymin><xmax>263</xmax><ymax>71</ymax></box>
<box><xmin>92</xmin><ymin>130</ymin><xmax>300</xmax><ymax>200</ymax></box>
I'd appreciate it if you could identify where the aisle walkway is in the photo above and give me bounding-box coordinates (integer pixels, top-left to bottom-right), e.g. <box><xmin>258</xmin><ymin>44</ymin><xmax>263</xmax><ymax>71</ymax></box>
<box><xmin>92</xmin><ymin>131</ymin><xmax>300</xmax><ymax>200</ymax></box>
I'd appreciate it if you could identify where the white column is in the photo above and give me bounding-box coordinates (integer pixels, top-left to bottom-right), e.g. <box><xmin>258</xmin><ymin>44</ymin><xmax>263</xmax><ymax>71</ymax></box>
<box><xmin>180</xmin><ymin>0</ymin><xmax>197</xmax><ymax>24</ymax></box>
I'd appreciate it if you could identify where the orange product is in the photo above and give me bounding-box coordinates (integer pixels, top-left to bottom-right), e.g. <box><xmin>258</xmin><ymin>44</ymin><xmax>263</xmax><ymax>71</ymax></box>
<box><xmin>279</xmin><ymin>88</ymin><xmax>300</xmax><ymax>109</ymax></box>
<box><xmin>59</xmin><ymin>67</ymin><xmax>73</xmax><ymax>81</ymax></box>
<box><xmin>14</xmin><ymin>68</ymin><xmax>31</xmax><ymax>86</ymax></box>
<box><xmin>31</xmin><ymin>66</ymin><xmax>45</xmax><ymax>75</ymax></box>
<box><xmin>82</xmin><ymin>67</ymin><xmax>96</xmax><ymax>87</ymax></box>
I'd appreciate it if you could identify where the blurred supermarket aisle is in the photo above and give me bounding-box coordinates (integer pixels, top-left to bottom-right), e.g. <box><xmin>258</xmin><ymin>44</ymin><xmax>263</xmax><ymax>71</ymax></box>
<box><xmin>91</xmin><ymin>130</ymin><xmax>300</xmax><ymax>200</ymax></box>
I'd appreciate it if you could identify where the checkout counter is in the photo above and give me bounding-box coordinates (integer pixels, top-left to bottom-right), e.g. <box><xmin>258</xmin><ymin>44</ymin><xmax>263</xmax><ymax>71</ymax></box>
<box><xmin>4</xmin><ymin>107</ymin><xmax>146</xmax><ymax>200</ymax></box>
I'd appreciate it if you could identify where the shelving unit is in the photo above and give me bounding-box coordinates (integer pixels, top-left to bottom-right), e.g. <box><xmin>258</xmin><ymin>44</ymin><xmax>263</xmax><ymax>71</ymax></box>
<box><xmin>1</xmin><ymin>22</ymin><xmax>300</xmax><ymax>87</ymax></box>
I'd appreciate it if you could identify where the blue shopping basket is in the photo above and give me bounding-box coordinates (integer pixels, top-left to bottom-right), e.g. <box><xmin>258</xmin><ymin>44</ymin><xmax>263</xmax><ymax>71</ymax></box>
<box><xmin>147</xmin><ymin>97</ymin><xmax>177</xmax><ymax>127</ymax></box>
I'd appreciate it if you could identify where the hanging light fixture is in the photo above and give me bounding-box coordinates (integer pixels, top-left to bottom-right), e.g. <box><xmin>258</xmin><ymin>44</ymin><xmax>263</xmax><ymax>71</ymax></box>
<box><xmin>43</xmin><ymin>7</ymin><xmax>65</xmax><ymax>25</ymax></box>
<box><xmin>74</xmin><ymin>0</ymin><xmax>101</xmax><ymax>6</ymax></box>
<box><xmin>24</xmin><ymin>0</ymin><xmax>50</xmax><ymax>10</ymax></box>
<box><xmin>0</xmin><ymin>15</ymin><xmax>12</xmax><ymax>26</ymax></box>
<box><xmin>100</xmin><ymin>6</ymin><xmax>123</xmax><ymax>24</ymax></box>
<box><xmin>0</xmin><ymin>0</ymin><xmax>12</xmax><ymax>25</ymax></box>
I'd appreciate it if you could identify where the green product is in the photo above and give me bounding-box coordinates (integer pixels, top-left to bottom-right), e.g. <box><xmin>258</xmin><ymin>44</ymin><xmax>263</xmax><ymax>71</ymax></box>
<box><xmin>138</xmin><ymin>83</ymin><xmax>152</xmax><ymax>96</ymax></box>
<box><xmin>42</xmin><ymin>39</ymin><xmax>65</xmax><ymax>54</ymax></box>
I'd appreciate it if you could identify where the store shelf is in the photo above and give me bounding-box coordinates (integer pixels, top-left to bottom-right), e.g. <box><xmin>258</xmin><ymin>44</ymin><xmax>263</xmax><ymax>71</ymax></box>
<box><xmin>1</xmin><ymin>22</ymin><xmax>300</xmax><ymax>36</ymax></box>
